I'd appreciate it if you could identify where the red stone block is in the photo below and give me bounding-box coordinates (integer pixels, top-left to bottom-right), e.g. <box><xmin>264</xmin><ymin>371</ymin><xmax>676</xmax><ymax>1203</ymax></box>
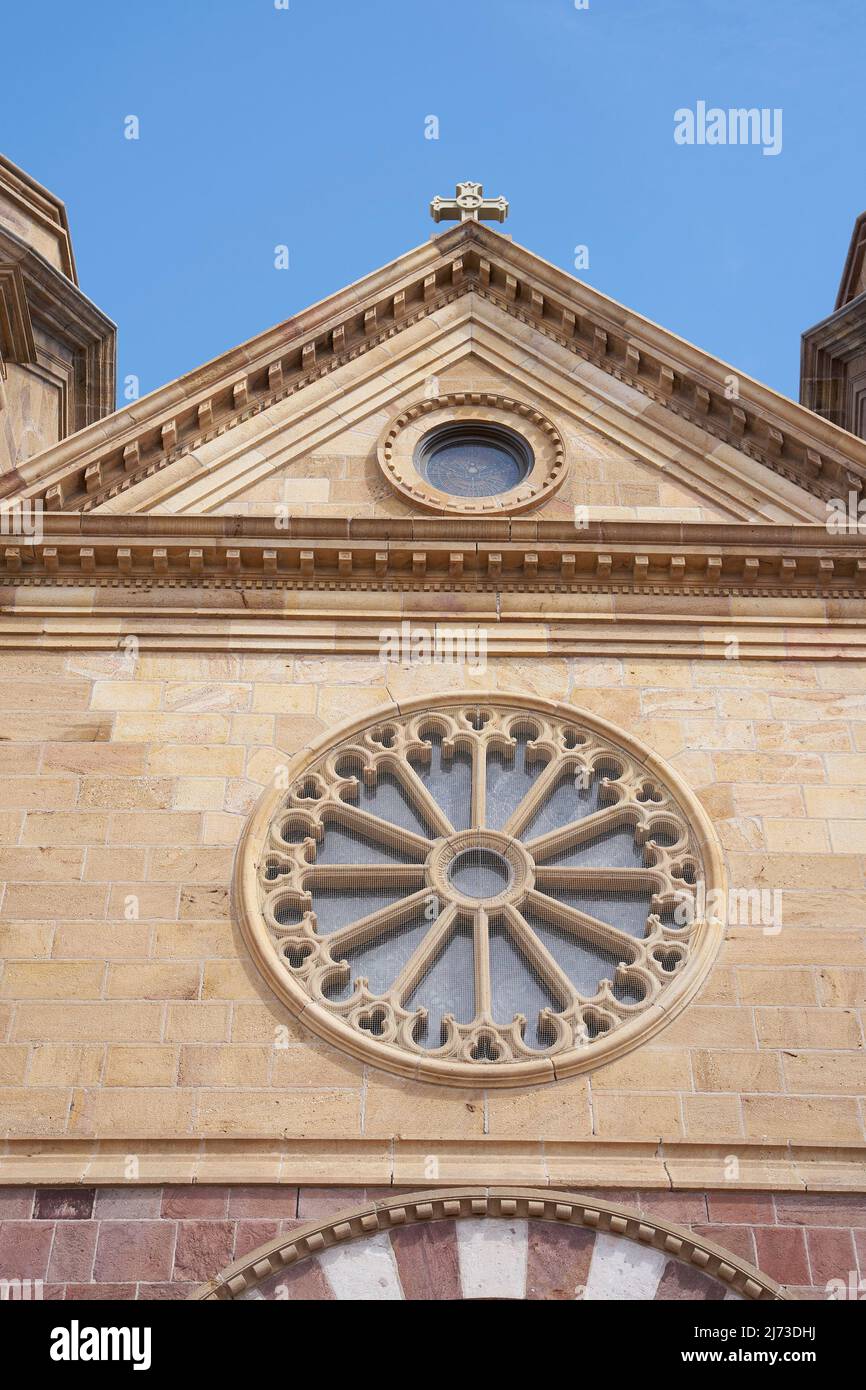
<box><xmin>161</xmin><ymin>1186</ymin><xmax>230</xmax><ymax>1219</ymax></box>
<box><xmin>638</xmin><ymin>1191</ymin><xmax>709</xmax><ymax>1224</ymax></box>
<box><xmin>47</xmin><ymin>1221</ymin><xmax>98</xmax><ymax>1283</ymax></box>
<box><xmin>94</xmin><ymin>1221</ymin><xmax>176</xmax><ymax>1283</ymax></box>
<box><xmin>296</xmin><ymin>1186</ymin><xmax>368</xmax><ymax>1219</ymax></box>
<box><xmin>256</xmin><ymin>1259</ymin><xmax>334</xmax><ymax>1300</ymax></box>
<box><xmin>0</xmin><ymin>1189</ymin><xmax>34</xmax><ymax>1219</ymax></box>
<box><xmin>775</xmin><ymin>1194</ymin><xmax>866</xmax><ymax>1228</ymax></box>
<box><xmin>172</xmin><ymin>1221</ymin><xmax>235</xmax><ymax>1283</ymax></box>
<box><xmin>34</xmin><ymin>1188</ymin><xmax>94</xmax><ymax>1221</ymax></box>
<box><xmin>233</xmin><ymin>1220</ymin><xmax>281</xmax><ymax>1259</ymax></box>
<box><xmin>526</xmin><ymin>1223</ymin><xmax>595</xmax><ymax>1301</ymax></box>
<box><xmin>227</xmin><ymin>1185</ymin><xmax>298</xmax><ymax>1218</ymax></box>
<box><xmin>0</xmin><ymin>1221</ymin><xmax>54</xmax><ymax>1278</ymax></box>
<box><xmin>655</xmin><ymin>1259</ymin><xmax>721</xmax><ymax>1300</ymax></box>
<box><xmin>705</xmin><ymin>1191</ymin><xmax>775</xmax><ymax>1226</ymax></box>
<box><xmin>693</xmin><ymin>1223</ymin><xmax>756</xmax><ymax>1265</ymax></box>
<box><xmin>754</xmin><ymin>1226</ymin><xmax>809</xmax><ymax>1286</ymax></box>
<box><xmin>390</xmin><ymin>1221</ymin><xmax>462</xmax><ymax>1301</ymax></box>
<box><xmin>65</xmin><ymin>1283</ymin><xmax>137</xmax><ymax>1300</ymax></box>
<box><xmin>806</xmin><ymin>1228</ymin><xmax>857</xmax><ymax>1288</ymax></box>
<box><xmin>576</xmin><ymin>1188</ymin><xmax>641</xmax><ymax>1208</ymax></box>
<box><xmin>138</xmin><ymin>1283</ymin><xmax>197</xmax><ymax>1300</ymax></box>
<box><xmin>93</xmin><ymin>1187</ymin><xmax>163</xmax><ymax>1219</ymax></box>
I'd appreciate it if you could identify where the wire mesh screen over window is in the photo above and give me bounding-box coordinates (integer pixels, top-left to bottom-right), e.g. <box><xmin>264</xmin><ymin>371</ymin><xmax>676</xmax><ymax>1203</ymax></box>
<box><xmin>254</xmin><ymin>700</ymin><xmax>710</xmax><ymax>1081</ymax></box>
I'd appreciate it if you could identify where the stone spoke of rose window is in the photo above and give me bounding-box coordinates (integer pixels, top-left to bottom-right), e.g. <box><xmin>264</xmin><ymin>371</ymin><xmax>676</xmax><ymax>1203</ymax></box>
<box><xmin>308</xmin><ymin>878</ymin><xmax>432</xmax><ymax>951</ymax></box>
<box><xmin>394</xmin><ymin>761</ymin><xmax>456</xmax><ymax>837</ymax></box>
<box><xmin>380</xmin><ymin>901</ymin><xmax>461</xmax><ymax>1002</ymax></box>
<box><xmin>523</xmin><ymin>886</ymin><xmax>645</xmax><ymax>963</ymax></box>
<box><xmin>524</xmin><ymin>803</ymin><xmax>643</xmax><ymax>861</ymax></box>
<box><xmin>319</xmin><ymin>802</ymin><xmax>434</xmax><ymax>861</ymax></box>
<box><xmin>498</xmin><ymin>903</ymin><xmax>579</xmax><ymax>1008</ymax></box>
<box><xmin>329</xmin><ymin>893</ymin><xmax>433</xmax><ymax>959</ymax></box>
<box><xmin>512</xmin><ymin>897</ymin><xmax>647</xmax><ymax>1018</ymax></box>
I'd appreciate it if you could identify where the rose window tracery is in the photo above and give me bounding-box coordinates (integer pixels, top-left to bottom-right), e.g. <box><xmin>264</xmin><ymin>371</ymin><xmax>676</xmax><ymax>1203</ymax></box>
<box><xmin>237</xmin><ymin>696</ymin><xmax>724</xmax><ymax>1085</ymax></box>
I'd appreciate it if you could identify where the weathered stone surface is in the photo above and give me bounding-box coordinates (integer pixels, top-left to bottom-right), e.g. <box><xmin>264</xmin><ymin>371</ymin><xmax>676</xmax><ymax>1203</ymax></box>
<box><xmin>525</xmin><ymin>1222</ymin><xmax>595</xmax><ymax>1300</ymax></box>
<box><xmin>654</xmin><ymin>1259</ymin><xmax>721</xmax><ymax>1300</ymax></box>
<box><xmin>389</xmin><ymin>1220</ymin><xmax>462</xmax><ymax>1300</ymax></box>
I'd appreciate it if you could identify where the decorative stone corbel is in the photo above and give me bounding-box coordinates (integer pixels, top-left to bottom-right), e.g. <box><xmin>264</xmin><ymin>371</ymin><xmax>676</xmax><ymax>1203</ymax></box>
<box><xmin>122</xmin><ymin>441</ymin><xmax>141</xmax><ymax>472</ymax></box>
<box><xmin>84</xmin><ymin>461</ymin><xmax>103</xmax><ymax>493</ymax></box>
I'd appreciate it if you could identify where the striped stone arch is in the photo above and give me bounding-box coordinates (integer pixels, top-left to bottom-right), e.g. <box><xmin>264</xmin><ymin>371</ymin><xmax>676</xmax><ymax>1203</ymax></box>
<box><xmin>190</xmin><ymin>1189</ymin><xmax>787</xmax><ymax>1302</ymax></box>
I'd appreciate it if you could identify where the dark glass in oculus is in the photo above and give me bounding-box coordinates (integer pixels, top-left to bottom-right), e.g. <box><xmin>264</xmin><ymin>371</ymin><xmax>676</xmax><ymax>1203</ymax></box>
<box><xmin>416</xmin><ymin>423</ymin><xmax>533</xmax><ymax>497</ymax></box>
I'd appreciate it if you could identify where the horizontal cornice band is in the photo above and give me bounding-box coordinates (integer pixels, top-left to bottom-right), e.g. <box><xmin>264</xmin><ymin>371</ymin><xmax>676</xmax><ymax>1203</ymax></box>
<box><xmin>1</xmin><ymin>518</ymin><xmax>864</xmax><ymax>595</ymax></box>
<box><xmin>0</xmin><ymin>1138</ymin><xmax>863</xmax><ymax>1192</ymax></box>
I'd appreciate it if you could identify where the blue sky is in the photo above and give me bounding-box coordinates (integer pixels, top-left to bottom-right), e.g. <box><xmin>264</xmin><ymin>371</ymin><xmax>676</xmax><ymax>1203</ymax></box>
<box><xmin>3</xmin><ymin>0</ymin><xmax>864</xmax><ymax>406</ymax></box>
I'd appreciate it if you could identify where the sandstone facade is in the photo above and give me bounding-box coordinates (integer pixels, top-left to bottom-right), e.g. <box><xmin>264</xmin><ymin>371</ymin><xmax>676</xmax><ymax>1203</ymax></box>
<box><xmin>1</xmin><ymin>201</ymin><xmax>864</xmax><ymax>1300</ymax></box>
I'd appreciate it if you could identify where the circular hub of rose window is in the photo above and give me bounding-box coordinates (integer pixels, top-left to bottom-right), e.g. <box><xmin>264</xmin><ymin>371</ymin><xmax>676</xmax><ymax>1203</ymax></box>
<box><xmin>448</xmin><ymin>848</ymin><xmax>513</xmax><ymax>898</ymax></box>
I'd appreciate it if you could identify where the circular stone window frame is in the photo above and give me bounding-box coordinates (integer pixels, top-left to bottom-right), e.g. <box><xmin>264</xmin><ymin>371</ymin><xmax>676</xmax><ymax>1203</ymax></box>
<box><xmin>234</xmin><ymin>693</ymin><xmax>726</xmax><ymax>1088</ymax></box>
<box><xmin>377</xmin><ymin>393</ymin><xmax>566</xmax><ymax>514</ymax></box>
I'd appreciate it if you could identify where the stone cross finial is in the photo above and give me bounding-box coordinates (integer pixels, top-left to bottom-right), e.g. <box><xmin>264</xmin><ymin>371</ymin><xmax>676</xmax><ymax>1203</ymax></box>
<box><xmin>430</xmin><ymin>181</ymin><xmax>509</xmax><ymax>225</ymax></box>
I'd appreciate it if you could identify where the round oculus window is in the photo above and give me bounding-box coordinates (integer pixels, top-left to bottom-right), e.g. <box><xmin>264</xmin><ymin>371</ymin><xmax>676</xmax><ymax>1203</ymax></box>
<box><xmin>236</xmin><ymin>695</ymin><xmax>725</xmax><ymax>1086</ymax></box>
<box><xmin>377</xmin><ymin>394</ymin><xmax>567</xmax><ymax>515</ymax></box>
<box><xmin>415</xmin><ymin>423</ymin><xmax>533</xmax><ymax>498</ymax></box>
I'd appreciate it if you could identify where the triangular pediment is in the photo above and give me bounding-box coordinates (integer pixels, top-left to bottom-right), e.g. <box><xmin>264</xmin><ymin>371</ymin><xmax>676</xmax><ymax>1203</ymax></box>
<box><xmin>4</xmin><ymin>221</ymin><xmax>865</xmax><ymax>524</ymax></box>
<box><xmin>189</xmin><ymin>346</ymin><xmax>746</xmax><ymax>524</ymax></box>
<box><xmin>132</xmin><ymin>324</ymin><xmax>819</xmax><ymax>525</ymax></box>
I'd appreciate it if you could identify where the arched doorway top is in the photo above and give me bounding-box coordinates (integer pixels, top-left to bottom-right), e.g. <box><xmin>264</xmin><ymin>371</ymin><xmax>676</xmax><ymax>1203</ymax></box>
<box><xmin>190</xmin><ymin>1188</ymin><xmax>787</xmax><ymax>1301</ymax></box>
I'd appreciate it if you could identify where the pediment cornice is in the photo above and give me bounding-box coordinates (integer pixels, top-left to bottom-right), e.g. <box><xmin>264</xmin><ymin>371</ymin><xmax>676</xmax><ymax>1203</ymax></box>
<box><xmin>3</xmin><ymin>513</ymin><xmax>863</xmax><ymax>601</ymax></box>
<box><xmin>5</xmin><ymin>224</ymin><xmax>866</xmax><ymax>514</ymax></box>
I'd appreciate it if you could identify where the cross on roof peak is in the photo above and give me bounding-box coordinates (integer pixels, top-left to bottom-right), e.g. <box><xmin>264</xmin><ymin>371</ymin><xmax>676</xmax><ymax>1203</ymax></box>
<box><xmin>430</xmin><ymin>181</ymin><xmax>509</xmax><ymax>225</ymax></box>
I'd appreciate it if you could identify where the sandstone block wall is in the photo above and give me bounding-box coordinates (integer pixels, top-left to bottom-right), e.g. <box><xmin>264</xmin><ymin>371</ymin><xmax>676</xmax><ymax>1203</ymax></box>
<box><xmin>0</xmin><ymin>649</ymin><xmax>863</xmax><ymax>1173</ymax></box>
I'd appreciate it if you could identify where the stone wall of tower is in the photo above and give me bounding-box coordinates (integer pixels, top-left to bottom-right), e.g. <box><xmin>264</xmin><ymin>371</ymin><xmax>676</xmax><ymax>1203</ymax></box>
<box><xmin>0</xmin><ymin>156</ymin><xmax>115</xmax><ymax>474</ymax></box>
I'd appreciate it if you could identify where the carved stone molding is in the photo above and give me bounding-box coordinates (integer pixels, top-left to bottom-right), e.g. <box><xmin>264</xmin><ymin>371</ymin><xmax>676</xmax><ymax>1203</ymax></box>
<box><xmin>377</xmin><ymin>392</ymin><xmax>566</xmax><ymax>514</ymax></box>
<box><xmin>235</xmin><ymin>694</ymin><xmax>726</xmax><ymax>1087</ymax></box>
<box><xmin>1</xmin><ymin>515</ymin><xmax>864</xmax><ymax>599</ymax></box>
<box><xmin>189</xmin><ymin>1187</ymin><xmax>787</xmax><ymax>1301</ymax></box>
<box><xmin>1</xmin><ymin>1137</ymin><xmax>862</xmax><ymax>1190</ymax></box>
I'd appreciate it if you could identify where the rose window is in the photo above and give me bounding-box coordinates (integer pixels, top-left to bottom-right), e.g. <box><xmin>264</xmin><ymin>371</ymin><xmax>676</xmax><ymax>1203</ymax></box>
<box><xmin>237</xmin><ymin>696</ymin><xmax>724</xmax><ymax>1085</ymax></box>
